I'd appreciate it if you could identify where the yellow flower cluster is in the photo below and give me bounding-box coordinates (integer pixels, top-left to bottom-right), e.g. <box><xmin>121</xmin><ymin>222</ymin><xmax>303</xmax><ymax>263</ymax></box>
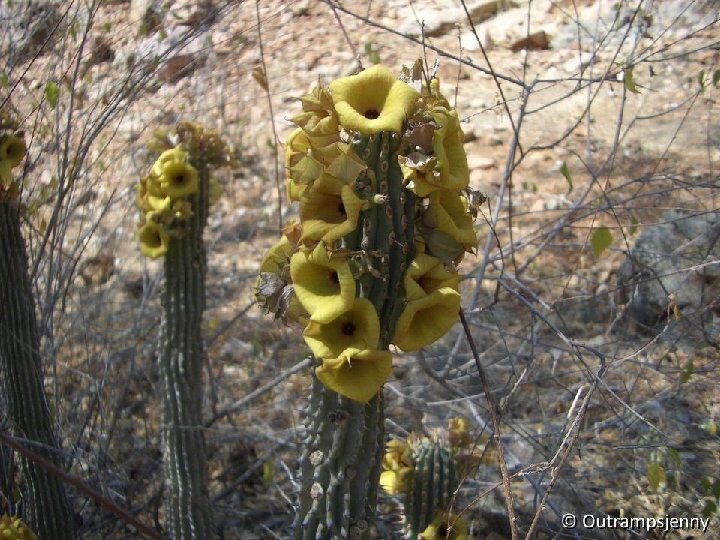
<box><xmin>379</xmin><ymin>438</ymin><xmax>414</xmax><ymax>495</ymax></box>
<box><xmin>0</xmin><ymin>134</ymin><xmax>26</xmax><ymax>201</ymax></box>
<box><xmin>256</xmin><ymin>64</ymin><xmax>479</xmax><ymax>403</ymax></box>
<box><xmin>0</xmin><ymin>515</ymin><xmax>37</xmax><ymax>540</ymax></box>
<box><xmin>379</xmin><ymin>423</ymin><xmax>471</xmax><ymax>539</ymax></box>
<box><xmin>380</xmin><ymin>417</ymin><xmax>473</xmax><ymax>497</ymax></box>
<box><xmin>419</xmin><ymin>512</ymin><xmax>468</xmax><ymax>540</ymax></box>
<box><xmin>136</xmin><ymin>147</ymin><xmax>199</xmax><ymax>259</ymax></box>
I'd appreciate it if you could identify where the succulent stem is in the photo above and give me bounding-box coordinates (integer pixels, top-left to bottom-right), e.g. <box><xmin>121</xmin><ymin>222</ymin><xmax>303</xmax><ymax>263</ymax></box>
<box><xmin>158</xmin><ymin>158</ymin><xmax>214</xmax><ymax>539</ymax></box>
<box><xmin>0</xmin><ymin>199</ymin><xmax>76</xmax><ymax>540</ymax></box>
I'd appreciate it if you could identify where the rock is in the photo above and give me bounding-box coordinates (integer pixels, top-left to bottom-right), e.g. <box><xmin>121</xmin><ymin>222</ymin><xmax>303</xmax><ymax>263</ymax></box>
<box><xmin>78</xmin><ymin>253</ymin><xmax>115</xmax><ymax>287</ymax></box>
<box><xmin>398</xmin><ymin>0</ymin><xmax>512</xmax><ymax>37</ymax></box>
<box><xmin>562</xmin><ymin>52</ymin><xmax>596</xmax><ymax>74</ymax></box>
<box><xmin>0</xmin><ymin>1</ymin><xmax>63</xmax><ymax>62</ymax></box>
<box><xmin>157</xmin><ymin>54</ymin><xmax>203</xmax><ymax>82</ymax></box>
<box><xmin>615</xmin><ymin>210</ymin><xmax>720</xmax><ymax>337</ymax></box>
<box><xmin>510</xmin><ymin>30</ymin><xmax>550</xmax><ymax>51</ymax></box>
<box><xmin>118</xmin><ymin>26</ymin><xmax>206</xmax><ymax>83</ymax></box>
<box><xmin>130</xmin><ymin>0</ymin><xmax>163</xmax><ymax>33</ymax></box>
<box><xmin>467</xmin><ymin>155</ymin><xmax>496</xmax><ymax>170</ymax></box>
<box><xmin>173</xmin><ymin>0</ymin><xmax>217</xmax><ymax>28</ymax></box>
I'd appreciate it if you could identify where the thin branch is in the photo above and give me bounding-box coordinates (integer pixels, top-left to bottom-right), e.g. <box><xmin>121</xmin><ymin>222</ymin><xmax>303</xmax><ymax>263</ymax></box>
<box><xmin>255</xmin><ymin>0</ymin><xmax>283</xmax><ymax>232</ymax></box>
<box><xmin>0</xmin><ymin>428</ymin><xmax>166</xmax><ymax>540</ymax></box>
<box><xmin>459</xmin><ymin>309</ymin><xmax>518</xmax><ymax>540</ymax></box>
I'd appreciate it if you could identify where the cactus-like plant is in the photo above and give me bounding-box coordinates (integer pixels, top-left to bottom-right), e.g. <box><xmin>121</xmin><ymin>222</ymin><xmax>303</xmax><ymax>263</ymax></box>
<box><xmin>256</xmin><ymin>62</ymin><xmax>480</xmax><ymax>538</ymax></box>
<box><xmin>0</xmin><ymin>114</ymin><xmax>76</xmax><ymax>539</ymax></box>
<box><xmin>136</xmin><ymin>122</ymin><xmax>230</xmax><ymax>539</ymax></box>
<box><xmin>0</xmin><ymin>515</ymin><xmax>38</xmax><ymax>540</ymax></box>
<box><xmin>380</xmin><ymin>418</ymin><xmax>474</xmax><ymax>539</ymax></box>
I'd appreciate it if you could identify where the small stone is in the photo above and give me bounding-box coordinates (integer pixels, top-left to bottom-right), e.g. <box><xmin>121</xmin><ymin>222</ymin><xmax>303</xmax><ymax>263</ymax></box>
<box><xmin>510</xmin><ymin>30</ymin><xmax>550</xmax><ymax>52</ymax></box>
<box><xmin>467</xmin><ymin>155</ymin><xmax>496</xmax><ymax>170</ymax></box>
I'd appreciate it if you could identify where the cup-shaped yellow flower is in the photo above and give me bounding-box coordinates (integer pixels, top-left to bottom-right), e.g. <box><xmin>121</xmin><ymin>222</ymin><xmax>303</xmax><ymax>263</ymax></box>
<box><xmin>404</xmin><ymin>253</ymin><xmax>460</xmax><ymax>301</ymax></box>
<box><xmin>410</xmin><ymin>109</ymin><xmax>468</xmax><ymax>197</ymax></box>
<box><xmin>316</xmin><ymin>347</ymin><xmax>392</xmax><ymax>403</ymax></box>
<box><xmin>146</xmin><ymin>192</ymin><xmax>173</xmax><ymax>212</ymax></box>
<box><xmin>292</xmin><ymin>110</ymin><xmax>339</xmax><ymax>138</ymax></box>
<box><xmin>330</xmin><ymin>65</ymin><xmax>420</xmax><ymax>134</ymax></box>
<box><xmin>138</xmin><ymin>221</ymin><xmax>169</xmax><ymax>259</ymax></box>
<box><xmin>285</xmin><ymin>128</ymin><xmax>311</xmax><ymax>202</ymax></box>
<box><xmin>0</xmin><ymin>135</ymin><xmax>27</xmax><ymax>167</ymax></box>
<box><xmin>303</xmin><ymin>298</ymin><xmax>380</xmax><ymax>359</ymax></box>
<box><xmin>299</xmin><ymin>184</ymin><xmax>365</xmax><ymax>246</ymax></box>
<box><xmin>424</xmin><ymin>190</ymin><xmax>477</xmax><ymax>249</ymax></box>
<box><xmin>379</xmin><ymin>466</ymin><xmax>413</xmax><ymax>495</ymax></box>
<box><xmin>432</xmin><ymin>109</ymin><xmax>468</xmax><ymax>189</ymax></box>
<box><xmin>293</xmin><ymin>85</ymin><xmax>340</xmax><ymax>137</ymax></box>
<box><xmin>290</xmin><ymin>244</ymin><xmax>355</xmax><ymax>324</ymax></box>
<box><xmin>448</xmin><ymin>417</ymin><xmax>473</xmax><ymax>449</ymax></box>
<box><xmin>259</xmin><ymin>234</ymin><xmax>295</xmax><ymax>275</ymax></box>
<box><xmin>419</xmin><ymin>512</ymin><xmax>468</xmax><ymax>540</ymax></box>
<box><xmin>382</xmin><ymin>438</ymin><xmax>413</xmax><ymax>470</ymax></box>
<box><xmin>160</xmin><ymin>159</ymin><xmax>199</xmax><ymax>199</ymax></box>
<box><xmin>392</xmin><ymin>287</ymin><xmax>460</xmax><ymax>352</ymax></box>
<box><xmin>151</xmin><ymin>146</ymin><xmax>188</xmax><ymax>177</ymax></box>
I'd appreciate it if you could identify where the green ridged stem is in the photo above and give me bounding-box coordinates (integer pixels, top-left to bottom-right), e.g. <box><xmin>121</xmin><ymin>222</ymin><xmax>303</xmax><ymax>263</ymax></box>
<box><xmin>159</xmin><ymin>158</ymin><xmax>214</xmax><ymax>539</ymax></box>
<box><xmin>405</xmin><ymin>441</ymin><xmax>457</xmax><ymax>539</ymax></box>
<box><xmin>293</xmin><ymin>373</ymin><xmax>384</xmax><ymax>539</ymax></box>
<box><xmin>294</xmin><ymin>131</ymin><xmax>416</xmax><ymax>539</ymax></box>
<box><xmin>0</xmin><ymin>200</ymin><xmax>76</xmax><ymax>540</ymax></box>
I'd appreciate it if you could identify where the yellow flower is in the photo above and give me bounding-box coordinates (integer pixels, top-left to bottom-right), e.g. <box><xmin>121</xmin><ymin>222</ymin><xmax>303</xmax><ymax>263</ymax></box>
<box><xmin>293</xmin><ymin>85</ymin><xmax>340</xmax><ymax>137</ymax></box>
<box><xmin>303</xmin><ymin>298</ymin><xmax>380</xmax><ymax>359</ymax></box>
<box><xmin>432</xmin><ymin>109</ymin><xmax>468</xmax><ymax>190</ymax></box>
<box><xmin>0</xmin><ymin>135</ymin><xmax>27</xmax><ymax>167</ymax></box>
<box><xmin>420</xmin><ymin>512</ymin><xmax>468</xmax><ymax>540</ymax></box>
<box><xmin>290</xmin><ymin>244</ymin><xmax>355</xmax><ymax>324</ymax></box>
<box><xmin>151</xmin><ymin>146</ymin><xmax>187</xmax><ymax>177</ymax></box>
<box><xmin>138</xmin><ymin>221</ymin><xmax>169</xmax><ymax>259</ymax></box>
<box><xmin>404</xmin><ymin>253</ymin><xmax>459</xmax><ymax>301</ymax></box>
<box><xmin>408</xmin><ymin>110</ymin><xmax>468</xmax><ymax>197</ymax></box>
<box><xmin>392</xmin><ymin>288</ymin><xmax>460</xmax><ymax>352</ymax></box>
<box><xmin>316</xmin><ymin>347</ymin><xmax>392</xmax><ymax>403</ymax></box>
<box><xmin>299</xmin><ymin>184</ymin><xmax>366</xmax><ymax>246</ymax></box>
<box><xmin>379</xmin><ymin>466</ymin><xmax>413</xmax><ymax>495</ymax></box>
<box><xmin>160</xmin><ymin>159</ymin><xmax>199</xmax><ymax>199</ymax></box>
<box><xmin>285</xmin><ymin>128</ymin><xmax>340</xmax><ymax>201</ymax></box>
<box><xmin>449</xmin><ymin>417</ymin><xmax>473</xmax><ymax>449</ymax></box>
<box><xmin>424</xmin><ymin>190</ymin><xmax>477</xmax><ymax>249</ymax></box>
<box><xmin>428</xmin><ymin>78</ymin><xmax>451</xmax><ymax>109</ymax></box>
<box><xmin>330</xmin><ymin>65</ymin><xmax>420</xmax><ymax>134</ymax></box>
<box><xmin>292</xmin><ymin>110</ymin><xmax>339</xmax><ymax>138</ymax></box>
<box><xmin>145</xmin><ymin>192</ymin><xmax>173</xmax><ymax>212</ymax></box>
<box><xmin>382</xmin><ymin>438</ymin><xmax>413</xmax><ymax>471</ymax></box>
<box><xmin>259</xmin><ymin>234</ymin><xmax>296</xmax><ymax>275</ymax></box>
<box><xmin>0</xmin><ymin>514</ymin><xmax>38</xmax><ymax>540</ymax></box>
